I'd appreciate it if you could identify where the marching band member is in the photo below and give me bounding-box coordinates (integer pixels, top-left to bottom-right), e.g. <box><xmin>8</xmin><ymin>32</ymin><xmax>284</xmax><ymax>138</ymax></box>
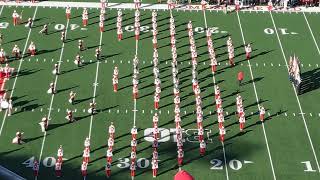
<box><xmin>12</xmin><ymin>10</ymin><xmax>20</xmax><ymax>26</ymax></box>
<box><xmin>74</xmin><ymin>54</ymin><xmax>82</xmax><ymax>67</ymax></box>
<box><xmin>88</xmin><ymin>101</ymin><xmax>96</xmax><ymax>114</ymax></box>
<box><xmin>201</xmin><ymin>0</ymin><xmax>207</xmax><ymax>10</ymax></box>
<box><xmin>108</xmin><ymin>136</ymin><xmax>114</xmax><ymax>151</ymax></box>
<box><xmin>69</xmin><ymin>91</ymin><xmax>76</xmax><ymax>104</ymax></box>
<box><xmin>105</xmin><ymin>162</ymin><xmax>111</xmax><ymax>177</ymax></box>
<box><xmin>26</xmin><ymin>18</ymin><xmax>33</xmax><ymax>28</ymax></box>
<box><xmin>81</xmin><ymin>161</ymin><xmax>88</xmax><ymax>177</ymax></box>
<box><xmin>33</xmin><ymin>160</ymin><xmax>39</xmax><ymax>178</ymax></box>
<box><xmin>131</xmin><ymin>126</ymin><xmax>138</xmax><ymax>139</ymax></box>
<box><xmin>177</xmin><ymin>149</ymin><xmax>184</xmax><ymax>166</ymax></box>
<box><xmin>154</xmin><ymin>94</ymin><xmax>160</xmax><ymax>110</ymax></box>
<box><xmin>130</xmin><ymin>161</ymin><xmax>136</xmax><ymax>178</ymax></box>
<box><xmin>47</xmin><ymin>82</ymin><xmax>55</xmax><ymax>94</ymax></box>
<box><xmin>61</xmin><ymin>31</ymin><xmax>66</xmax><ymax>42</ymax></box>
<box><xmin>55</xmin><ymin>161</ymin><xmax>62</xmax><ymax>178</ymax></box>
<box><xmin>106</xmin><ymin>149</ymin><xmax>113</xmax><ymax>163</ymax></box>
<box><xmin>99</xmin><ymin>20</ymin><xmax>104</xmax><ymax>32</ymax></box>
<box><xmin>112</xmin><ymin>75</ymin><xmax>118</xmax><ymax>92</ymax></box>
<box><xmin>0</xmin><ymin>48</ymin><xmax>6</xmax><ymax>63</ymax></box>
<box><xmin>131</xmin><ymin>139</ymin><xmax>137</xmax><ymax>152</ymax></box>
<box><xmin>153</xmin><ymin>113</ymin><xmax>159</xmax><ymax>127</ymax></box>
<box><xmin>12</xmin><ymin>131</ymin><xmax>24</xmax><ymax>144</ymax></box>
<box><xmin>82</xmin><ymin>9</ymin><xmax>88</xmax><ymax>27</ymax></box>
<box><xmin>78</xmin><ymin>39</ymin><xmax>85</xmax><ymax>51</ymax></box>
<box><xmin>66</xmin><ymin>6</ymin><xmax>71</xmax><ymax>19</ymax></box>
<box><xmin>57</xmin><ymin>145</ymin><xmax>63</xmax><ymax>163</ymax></box>
<box><xmin>84</xmin><ymin>137</ymin><xmax>90</xmax><ymax>149</ymax></box>
<box><xmin>95</xmin><ymin>47</ymin><xmax>101</xmax><ymax>60</ymax></box>
<box><xmin>245</xmin><ymin>43</ymin><xmax>252</xmax><ymax>60</ymax></box>
<box><xmin>39</xmin><ymin>24</ymin><xmax>48</xmax><ymax>35</ymax></box>
<box><xmin>39</xmin><ymin>116</ymin><xmax>48</xmax><ymax>132</ymax></box>
<box><xmin>239</xmin><ymin>114</ymin><xmax>246</xmax><ymax>132</ymax></box>
<box><xmin>152</xmin><ymin>158</ymin><xmax>158</xmax><ymax>177</ymax></box>
<box><xmin>260</xmin><ymin>106</ymin><xmax>265</xmax><ymax>121</ymax></box>
<box><xmin>66</xmin><ymin>109</ymin><xmax>74</xmax><ymax>122</ymax></box>
<box><xmin>130</xmin><ymin>151</ymin><xmax>136</xmax><ymax>162</ymax></box>
<box><xmin>7</xmin><ymin>99</ymin><xmax>13</xmax><ymax>116</ymax></box>
<box><xmin>12</xmin><ymin>44</ymin><xmax>21</xmax><ymax>59</ymax></box>
<box><xmin>218</xmin><ymin>113</ymin><xmax>224</xmax><ymax>129</ymax></box>
<box><xmin>268</xmin><ymin>0</ymin><xmax>273</xmax><ymax>11</ymax></box>
<box><xmin>108</xmin><ymin>122</ymin><xmax>115</xmax><ymax>138</ymax></box>
<box><xmin>211</xmin><ymin>56</ymin><xmax>217</xmax><ymax>73</ymax></box>
<box><xmin>28</xmin><ymin>41</ymin><xmax>36</xmax><ymax>56</ymax></box>
<box><xmin>133</xmin><ymin>84</ymin><xmax>138</xmax><ymax>99</ymax></box>
<box><xmin>82</xmin><ymin>147</ymin><xmax>90</xmax><ymax>163</ymax></box>
<box><xmin>52</xmin><ymin>63</ymin><xmax>59</xmax><ymax>75</ymax></box>
<box><xmin>219</xmin><ymin>126</ymin><xmax>226</xmax><ymax>142</ymax></box>
<box><xmin>199</xmin><ymin>140</ymin><xmax>206</xmax><ymax>155</ymax></box>
<box><xmin>117</xmin><ymin>25</ymin><xmax>123</xmax><ymax>41</ymax></box>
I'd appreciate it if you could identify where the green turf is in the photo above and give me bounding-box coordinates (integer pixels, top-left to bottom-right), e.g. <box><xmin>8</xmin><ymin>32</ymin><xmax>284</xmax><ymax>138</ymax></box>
<box><xmin>0</xmin><ymin>5</ymin><xmax>320</xmax><ymax>180</ymax></box>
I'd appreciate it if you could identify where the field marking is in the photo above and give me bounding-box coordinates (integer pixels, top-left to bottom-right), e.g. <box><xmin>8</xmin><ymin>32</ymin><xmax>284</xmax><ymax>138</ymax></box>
<box><xmin>88</xmin><ymin>31</ymin><xmax>103</xmax><ymax>139</ymax></box>
<box><xmin>0</xmin><ymin>6</ymin><xmax>39</xmax><ymax>137</ymax></box>
<box><xmin>237</xmin><ymin>11</ymin><xmax>277</xmax><ymax>180</ymax></box>
<box><xmin>21</xmin><ymin>58</ymin><xmax>320</xmax><ymax>69</ymax></box>
<box><xmin>303</xmin><ymin>12</ymin><xmax>320</xmax><ymax>56</ymax></box>
<box><xmin>1</xmin><ymin>1</ymin><xmax>320</xmax><ymax>13</ymax></box>
<box><xmin>202</xmin><ymin>9</ymin><xmax>229</xmax><ymax>180</ymax></box>
<box><xmin>269</xmin><ymin>11</ymin><xmax>320</xmax><ymax>173</ymax></box>
<box><xmin>36</xmin><ymin>19</ymin><xmax>70</xmax><ymax>178</ymax></box>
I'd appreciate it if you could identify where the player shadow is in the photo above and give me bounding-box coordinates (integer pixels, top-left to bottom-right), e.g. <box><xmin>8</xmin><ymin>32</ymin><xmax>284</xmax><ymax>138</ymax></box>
<box><xmin>35</xmin><ymin>47</ymin><xmax>61</xmax><ymax>56</ymax></box>
<box><xmin>3</xmin><ymin>37</ymin><xmax>26</xmax><ymax>45</ymax></box>
<box><xmin>12</xmin><ymin>68</ymin><xmax>43</xmax><ymax>78</ymax></box>
<box><xmin>57</xmin><ymin>85</ymin><xmax>79</xmax><ymax>94</ymax></box>
<box><xmin>24</xmin><ymin>134</ymin><xmax>46</xmax><ymax>143</ymax></box>
<box><xmin>12</xmin><ymin>97</ymin><xmax>34</xmax><ymax>107</ymax></box>
<box><xmin>73</xmin><ymin>97</ymin><xmax>93</xmax><ymax>105</ymax></box>
<box><xmin>298</xmin><ymin>68</ymin><xmax>320</xmax><ymax>95</ymax></box>
<box><xmin>0</xmin><ymin>147</ymin><xmax>24</xmax><ymax>156</ymax></box>
<box><xmin>99</xmin><ymin>52</ymin><xmax>120</xmax><ymax>61</ymax></box>
<box><xmin>48</xmin><ymin>121</ymin><xmax>70</xmax><ymax>131</ymax></box>
<box><xmin>86</xmin><ymin>44</ymin><xmax>101</xmax><ymax>50</ymax></box>
<box><xmin>225</xmin><ymin>130</ymin><xmax>253</xmax><ymax>142</ymax></box>
<box><xmin>74</xmin><ymin>114</ymin><xmax>92</xmax><ymax>121</ymax></box>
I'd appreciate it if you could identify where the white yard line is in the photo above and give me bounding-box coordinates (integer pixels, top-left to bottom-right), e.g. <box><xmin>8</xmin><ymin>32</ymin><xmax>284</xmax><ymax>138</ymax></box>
<box><xmin>202</xmin><ymin>9</ymin><xmax>229</xmax><ymax>180</ymax></box>
<box><xmin>303</xmin><ymin>12</ymin><xmax>320</xmax><ymax>56</ymax></box>
<box><xmin>269</xmin><ymin>11</ymin><xmax>320</xmax><ymax>173</ymax></box>
<box><xmin>0</xmin><ymin>6</ymin><xmax>38</xmax><ymax>137</ymax></box>
<box><xmin>0</xmin><ymin>5</ymin><xmax>4</xmax><ymax>15</ymax></box>
<box><xmin>88</xmin><ymin>31</ymin><xmax>103</xmax><ymax>139</ymax></box>
<box><xmin>236</xmin><ymin>11</ymin><xmax>277</xmax><ymax>180</ymax></box>
<box><xmin>36</xmin><ymin>19</ymin><xmax>70</xmax><ymax>177</ymax></box>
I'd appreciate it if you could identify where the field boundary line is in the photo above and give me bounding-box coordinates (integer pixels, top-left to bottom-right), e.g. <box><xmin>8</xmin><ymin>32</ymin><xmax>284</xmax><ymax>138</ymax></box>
<box><xmin>302</xmin><ymin>12</ymin><xmax>320</xmax><ymax>56</ymax></box>
<box><xmin>236</xmin><ymin>11</ymin><xmax>277</xmax><ymax>180</ymax></box>
<box><xmin>202</xmin><ymin>9</ymin><xmax>229</xmax><ymax>180</ymax></box>
<box><xmin>269</xmin><ymin>11</ymin><xmax>320</xmax><ymax>173</ymax></box>
<box><xmin>0</xmin><ymin>1</ymin><xmax>319</xmax><ymax>13</ymax></box>
<box><xmin>0</xmin><ymin>6</ymin><xmax>38</xmax><ymax>137</ymax></box>
<box><xmin>88</xmin><ymin>31</ymin><xmax>103</xmax><ymax>139</ymax></box>
<box><xmin>36</xmin><ymin>18</ymin><xmax>70</xmax><ymax>179</ymax></box>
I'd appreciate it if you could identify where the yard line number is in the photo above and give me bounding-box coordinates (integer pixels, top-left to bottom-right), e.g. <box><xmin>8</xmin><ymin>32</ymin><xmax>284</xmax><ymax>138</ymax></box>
<box><xmin>22</xmin><ymin>156</ymin><xmax>67</xmax><ymax>168</ymax></box>
<box><xmin>210</xmin><ymin>159</ymin><xmax>243</xmax><ymax>171</ymax></box>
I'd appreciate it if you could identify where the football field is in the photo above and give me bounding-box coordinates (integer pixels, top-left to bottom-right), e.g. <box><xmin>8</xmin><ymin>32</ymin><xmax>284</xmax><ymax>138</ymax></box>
<box><xmin>0</xmin><ymin>2</ymin><xmax>320</xmax><ymax>180</ymax></box>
